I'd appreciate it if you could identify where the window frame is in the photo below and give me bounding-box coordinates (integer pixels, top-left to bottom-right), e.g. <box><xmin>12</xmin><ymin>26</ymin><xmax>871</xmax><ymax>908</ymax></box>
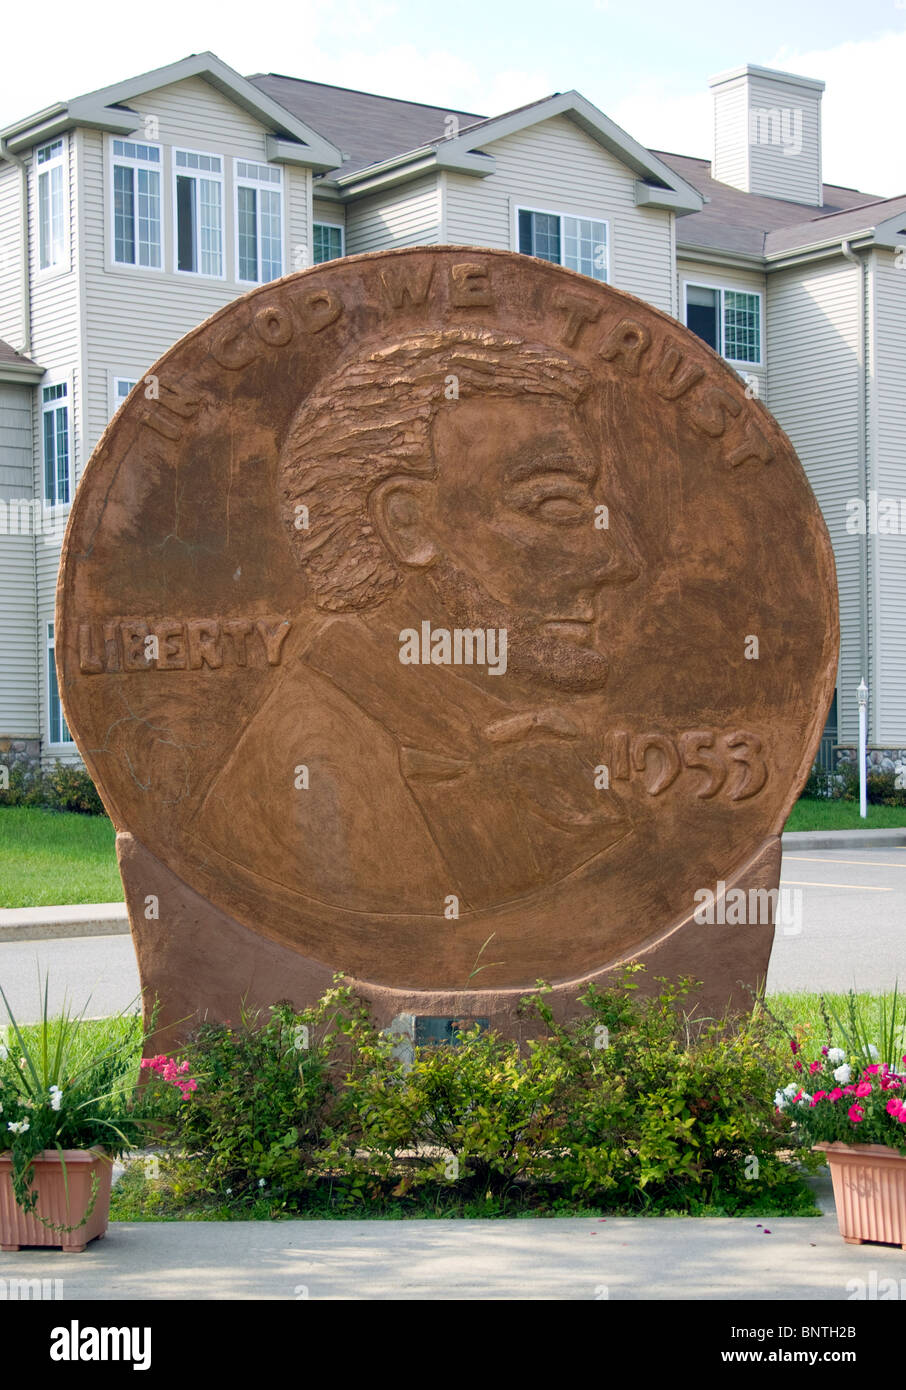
<box><xmin>681</xmin><ymin>279</ymin><xmax>764</xmax><ymax>369</ymax></box>
<box><xmin>40</xmin><ymin>378</ymin><xmax>72</xmax><ymax>509</ymax></box>
<box><xmin>234</xmin><ymin>158</ymin><xmax>285</xmax><ymax>285</ymax></box>
<box><xmin>312</xmin><ymin>220</ymin><xmax>345</xmax><ymax>266</ymax></box>
<box><xmin>111</xmin><ymin>375</ymin><xmax>139</xmax><ymax>416</ymax></box>
<box><xmin>172</xmin><ymin>147</ymin><xmax>226</xmax><ymax>280</ymax></box>
<box><xmin>108</xmin><ymin>136</ymin><xmax>164</xmax><ymax>272</ymax></box>
<box><xmin>46</xmin><ymin>621</ymin><xmax>73</xmax><ymax>747</ymax></box>
<box><xmin>35</xmin><ymin>137</ymin><xmax>68</xmax><ymax>275</ymax></box>
<box><xmin>513</xmin><ymin>203</ymin><xmax>609</xmax><ymax>283</ymax></box>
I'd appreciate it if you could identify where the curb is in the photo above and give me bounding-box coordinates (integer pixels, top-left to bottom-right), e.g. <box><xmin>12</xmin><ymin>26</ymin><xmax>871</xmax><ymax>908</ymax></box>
<box><xmin>0</xmin><ymin>903</ymin><xmax>128</xmax><ymax>942</ymax></box>
<box><xmin>781</xmin><ymin>828</ymin><xmax>906</xmax><ymax>851</ymax></box>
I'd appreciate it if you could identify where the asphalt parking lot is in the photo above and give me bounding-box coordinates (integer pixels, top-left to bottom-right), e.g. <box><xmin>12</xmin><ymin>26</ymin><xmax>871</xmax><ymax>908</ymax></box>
<box><xmin>0</xmin><ymin>848</ymin><xmax>904</xmax><ymax>1022</ymax></box>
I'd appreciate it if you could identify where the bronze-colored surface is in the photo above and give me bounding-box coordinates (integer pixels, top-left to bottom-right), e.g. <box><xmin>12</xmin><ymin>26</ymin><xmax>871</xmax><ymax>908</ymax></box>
<box><xmin>57</xmin><ymin>248</ymin><xmax>838</xmax><ymax>1027</ymax></box>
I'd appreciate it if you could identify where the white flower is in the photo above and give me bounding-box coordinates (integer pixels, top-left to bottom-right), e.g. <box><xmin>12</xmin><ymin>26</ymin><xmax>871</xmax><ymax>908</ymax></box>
<box><xmin>48</xmin><ymin>1085</ymin><xmax>62</xmax><ymax>1112</ymax></box>
<box><xmin>833</xmin><ymin>1064</ymin><xmax>852</xmax><ymax>1084</ymax></box>
<box><xmin>783</xmin><ymin>1083</ymin><xmax>800</xmax><ymax>1098</ymax></box>
<box><xmin>258</xmin><ymin>1178</ymin><xmax>266</xmax><ymax>1188</ymax></box>
<box><xmin>7</xmin><ymin>1119</ymin><xmax>29</xmax><ymax>1134</ymax></box>
<box><xmin>827</xmin><ymin>1048</ymin><xmax>846</xmax><ymax>1064</ymax></box>
<box><xmin>774</xmin><ymin>1089</ymin><xmax>788</xmax><ymax>1110</ymax></box>
<box><xmin>0</xmin><ymin>1043</ymin><xmax>8</xmax><ymax>1061</ymax></box>
<box><xmin>863</xmin><ymin>1044</ymin><xmax>879</xmax><ymax>1060</ymax></box>
<box><xmin>796</xmin><ymin>1092</ymin><xmax>812</xmax><ymax>1106</ymax></box>
<box><xmin>225</xmin><ymin>1188</ymin><xmax>232</xmax><ymax>1195</ymax></box>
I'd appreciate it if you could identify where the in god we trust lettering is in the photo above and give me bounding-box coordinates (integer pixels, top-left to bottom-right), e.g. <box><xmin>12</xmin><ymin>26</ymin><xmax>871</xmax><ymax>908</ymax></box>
<box><xmin>137</xmin><ymin>258</ymin><xmax>773</xmax><ymax>474</ymax></box>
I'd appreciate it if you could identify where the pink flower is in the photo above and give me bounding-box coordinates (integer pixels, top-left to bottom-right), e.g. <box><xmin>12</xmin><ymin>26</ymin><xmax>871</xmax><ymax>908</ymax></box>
<box><xmin>848</xmin><ymin>1104</ymin><xmax>864</xmax><ymax>1123</ymax></box>
<box><xmin>809</xmin><ymin>1091</ymin><xmax>827</xmax><ymax>1106</ymax></box>
<box><xmin>809</xmin><ymin>1061</ymin><xmax>823</xmax><ymax>1074</ymax></box>
<box><xmin>855</xmin><ymin>1081</ymin><xmax>873</xmax><ymax>1097</ymax></box>
<box><xmin>828</xmin><ymin>1088</ymin><xmax>843</xmax><ymax>1102</ymax></box>
<box><xmin>791</xmin><ymin>1039</ymin><xmax>800</xmax><ymax>1054</ymax></box>
<box><xmin>887</xmin><ymin>1098</ymin><xmax>903</xmax><ymax>1117</ymax></box>
<box><xmin>821</xmin><ymin>1046</ymin><xmax>829</xmax><ymax>1056</ymax></box>
<box><xmin>865</xmin><ymin>1065</ymin><xmax>880</xmax><ymax>1076</ymax></box>
<box><xmin>794</xmin><ymin>1060</ymin><xmax>803</xmax><ymax>1072</ymax></box>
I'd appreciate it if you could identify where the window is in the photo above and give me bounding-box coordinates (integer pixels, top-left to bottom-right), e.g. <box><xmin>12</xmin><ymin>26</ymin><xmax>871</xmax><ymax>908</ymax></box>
<box><xmin>518</xmin><ymin>208</ymin><xmax>607</xmax><ymax>281</ymax></box>
<box><xmin>235</xmin><ymin>161</ymin><xmax>283</xmax><ymax>283</ymax></box>
<box><xmin>47</xmin><ymin>623</ymin><xmax>72</xmax><ymax>745</ymax></box>
<box><xmin>112</xmin><ymin>139</ymin><xmax>162</xmax><ymax>267</ymax></box>
<box><xmin>112</xmin><ymin>377</ymin><xmax>138</xmax><ymax>414</ymax></box>
<box><xmin>313</xmin><ymin>223</ymin><xmax>343</xmax><ymax>264</ymax></box>
<box><xmin>685</xmin><ymin>283</ymin><xmax>762</xmax><ymax>365</ymax></box>
<box><xmin>37</xmin><ymin>139</ymin><xmax>66</xmax><ymax>270</ymax></box>
<box><xmin>174</xmin><ymin>150</ymin><xmax>223</xmax><ymax>277</ymax></box>
<box><xmin>42</xmin><ymin>382</ymin><xmax>70</xmax><ymax>506</ymax></box>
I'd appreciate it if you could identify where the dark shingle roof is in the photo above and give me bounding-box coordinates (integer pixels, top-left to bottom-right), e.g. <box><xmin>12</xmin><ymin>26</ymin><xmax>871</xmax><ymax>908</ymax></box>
<box><xmin>654</xmin><ymin>151</ymin><xmax>887</xmax><ymax>257</ymax></box>
<box><xmin>0</xmin><ymin>339</ymin><xmax>39</xmax><ymax>368</ymax></box>
<box><xmin>249</xmin><ymin>73</ymin><xmax>486</xmax><ymax>178</ymax></box>
<box><xmin>249</xmin><ymin>74</ymin><xmax>899</xmax><ymax>259</ymax></box>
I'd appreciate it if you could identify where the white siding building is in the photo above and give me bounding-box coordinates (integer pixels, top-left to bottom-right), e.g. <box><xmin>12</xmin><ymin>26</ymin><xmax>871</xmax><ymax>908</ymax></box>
<box><xmin>1</xmin><ymin>53</ymin><xmax>904</xmax><ymax>772</ymax></box>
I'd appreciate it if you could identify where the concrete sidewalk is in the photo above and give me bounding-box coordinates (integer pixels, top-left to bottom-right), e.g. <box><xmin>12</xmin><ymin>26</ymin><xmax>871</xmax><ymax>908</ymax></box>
<box><xmin>0</xmin><ymin>1176</ymin><xmax>904</xmax><ymax>1300</ymax></box>
<box><xmin>0</xmin><ymin>902</ymin><xmax>128</xmax><ymax>942</ymax></box>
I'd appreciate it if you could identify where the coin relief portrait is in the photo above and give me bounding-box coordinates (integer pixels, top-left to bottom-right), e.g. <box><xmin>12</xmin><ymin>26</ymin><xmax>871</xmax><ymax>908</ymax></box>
<box><xmin>57</xmin><ymin>248</ymin><xmax>837</xmax><ymax>1021</ymax></box>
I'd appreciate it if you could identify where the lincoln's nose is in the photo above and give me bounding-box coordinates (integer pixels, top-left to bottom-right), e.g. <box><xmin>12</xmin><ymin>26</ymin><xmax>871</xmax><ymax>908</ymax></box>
<box><xmin>592</xmin><ymin>516</ymin><xmax>642</xmax><ymax>587</ymax></box>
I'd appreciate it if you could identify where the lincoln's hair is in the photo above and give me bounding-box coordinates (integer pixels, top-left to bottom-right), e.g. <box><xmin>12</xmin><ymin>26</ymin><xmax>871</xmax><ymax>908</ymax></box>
<box><xmin>278</xmin><ymin>327</ymin><xmax>590</xmax><ymax>611</ymax></box>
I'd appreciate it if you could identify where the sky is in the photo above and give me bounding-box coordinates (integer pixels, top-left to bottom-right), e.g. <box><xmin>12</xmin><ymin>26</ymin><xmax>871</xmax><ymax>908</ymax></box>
<box><xmin>3</xmin><ymin>0</ymin><xmax>905</xmax><ymax>195</ymax></box>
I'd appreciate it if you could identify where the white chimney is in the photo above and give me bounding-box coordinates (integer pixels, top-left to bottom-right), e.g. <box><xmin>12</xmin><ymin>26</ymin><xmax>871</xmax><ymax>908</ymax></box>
<box><xmin>709</xmin><ymin>64</ymin><xmax>825</xmax><ymax>207</ymax></box>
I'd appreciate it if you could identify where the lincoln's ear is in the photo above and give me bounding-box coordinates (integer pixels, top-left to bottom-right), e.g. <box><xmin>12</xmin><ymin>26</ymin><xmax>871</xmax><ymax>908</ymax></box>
<box><xmin>370</xmin><ymin>478</ymin><xmax>438</xmax><ymax>569</ymax></box>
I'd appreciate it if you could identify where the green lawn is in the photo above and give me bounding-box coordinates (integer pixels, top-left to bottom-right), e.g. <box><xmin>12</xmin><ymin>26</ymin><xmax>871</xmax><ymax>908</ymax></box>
<box><xmin>0</xmin><ymin>806</ymin><xmax>123</xmax><ymax>908</ymax></box>
<box><xmin>784</xmin><ymin>797</ymin><xmax>906</xmax><ymax>832</ymax></box>
<box><xmin>0</xmin><ymin>796</ymin><xmax>903</xmax><ymax>910</ymax></box>
<box><xmin>764</xmin><ymin>991</ymin><xmax>900</xmax><ymax>1048</ymax></box>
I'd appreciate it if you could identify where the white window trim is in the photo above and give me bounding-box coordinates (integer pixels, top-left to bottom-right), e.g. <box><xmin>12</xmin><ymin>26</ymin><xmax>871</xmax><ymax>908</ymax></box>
<box><xmin>111</xmin><ymin>374</ymin><xmax>139</xmax><ymax>417</ymax></box>
<box><xmin>681</xmin><ymin>278</ymin><xmax>764</xmax><ymax>369</ymax></box>
<box><xmin>107</xmin><ymin>135</ymin><xmax>164</xmax><ymax>274</ymax></box>
<box><xmin>233</xmin><ymin>158</ymin><xmax>285</xmax><ymax>285</ymax></box>
<box><xmin>512</xmin><ymin>202</ymin><xmax>610</xmax><ymax>283</ymax></box>
<box><xmin>46</xmin><ymin>621</ymin><xmax>73</xmax><ymax>747</ymax></box>
<box><xmin>34</xmin><ymin>136</ymin><xmax>70</xmax><ymax>279</ymax></box>
<box><xmin>312</xmin><ymin>219</ymin><xmax>345</xmax><ymax>265</ymax></box>
<box><xmin>172</xmin><ymin>147</ymin><xmax>226</xmax><ymax>281</ymax></box>
<box><xmin>40</xmin><ymin>375</ymin><xmax>73</xmax><ymax>511</ymax></box>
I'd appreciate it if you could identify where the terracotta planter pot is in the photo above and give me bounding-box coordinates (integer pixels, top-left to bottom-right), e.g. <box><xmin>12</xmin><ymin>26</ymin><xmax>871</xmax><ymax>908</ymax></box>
<box><xmin>0</xmin><ymin>1149</ymin><xmax>112</xmax><ymax>1253</ymax></box>
<box><xmin>816</xmin><ymin>1141</ymin><xmax>906</xmax><ymax>1249</ymax></box>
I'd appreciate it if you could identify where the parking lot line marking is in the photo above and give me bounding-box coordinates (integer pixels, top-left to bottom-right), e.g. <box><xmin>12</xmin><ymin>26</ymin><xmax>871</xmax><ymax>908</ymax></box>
<box><xmin>780</xmin><ymin>879</ymin><xmax>892</xmax><ymax>891</ymax></box>
<box><xmin>785</xmin><ymin>856</ymin><xmax>906</xmax><ymax>869</ymax></box>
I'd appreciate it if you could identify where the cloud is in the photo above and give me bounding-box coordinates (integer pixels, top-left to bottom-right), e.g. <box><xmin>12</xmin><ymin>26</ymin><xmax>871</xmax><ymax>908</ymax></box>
<box><xmin>767</xmin><ymin>31</ymin><xmax>905</xmax><ymax>196</ymax></box>
<box><xmin>608</xmin><ymin>31</ymin><xmax>906</xmax><ymax>199</ymax></box>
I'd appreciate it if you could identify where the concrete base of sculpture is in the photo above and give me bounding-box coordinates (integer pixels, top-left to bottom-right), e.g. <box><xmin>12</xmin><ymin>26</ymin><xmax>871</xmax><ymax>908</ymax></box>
<box><xmin>119</xmin><ymin>831</ymin><xmax>780</xmax><ymax>1052</ymax></box>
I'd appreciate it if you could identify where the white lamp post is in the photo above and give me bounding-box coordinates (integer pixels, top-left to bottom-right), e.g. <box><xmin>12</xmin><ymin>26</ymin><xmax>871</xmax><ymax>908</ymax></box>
<box><xmin>858</xmin><ymin>678</ymin><xmax>869</xmax><ymax>819</ymax></box>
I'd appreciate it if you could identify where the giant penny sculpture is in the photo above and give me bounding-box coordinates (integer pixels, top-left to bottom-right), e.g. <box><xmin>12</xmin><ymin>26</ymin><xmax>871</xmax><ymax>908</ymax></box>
<box><xmin>57</xmin><ymin>247</ymin><xmax>838</xmax><ymax>1042</ymax></box>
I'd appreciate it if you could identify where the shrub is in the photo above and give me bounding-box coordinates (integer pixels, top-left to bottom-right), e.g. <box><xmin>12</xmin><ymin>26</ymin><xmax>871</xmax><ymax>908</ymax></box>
<box><xmin>140</xmin><ymin>970</ymin><xmax>815</xmax><ymax>1216</ymax></box>
<box><xmin>0</xmin><ymin>761</ymin><xmax>106</xmax><ymax>815</ymax></box>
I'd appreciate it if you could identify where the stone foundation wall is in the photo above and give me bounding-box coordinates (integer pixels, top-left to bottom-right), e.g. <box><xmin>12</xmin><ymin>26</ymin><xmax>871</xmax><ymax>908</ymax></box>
<box><xmin>835</xmin><ymin>746</ymin><xmax>906</xmax><ymax>790</ymax></box>
<box><xmin>0</xmin><ymin>737</ymin><xmax>41</xmax><ymax>776</ymax></box>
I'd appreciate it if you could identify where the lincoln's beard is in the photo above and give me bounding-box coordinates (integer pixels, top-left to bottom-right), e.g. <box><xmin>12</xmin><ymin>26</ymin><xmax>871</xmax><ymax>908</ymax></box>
<box><xmin>425</xmin><ymin>559</ymin><xmax>611</xmax><ymax>694</ymax></box>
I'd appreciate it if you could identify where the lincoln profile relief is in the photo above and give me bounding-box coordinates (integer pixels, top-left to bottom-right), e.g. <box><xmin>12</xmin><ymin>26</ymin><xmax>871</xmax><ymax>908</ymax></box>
<box><xmin>190</xmin><ymin>328</ymin><xmax>644</xmax><ymax>914</ymax></box>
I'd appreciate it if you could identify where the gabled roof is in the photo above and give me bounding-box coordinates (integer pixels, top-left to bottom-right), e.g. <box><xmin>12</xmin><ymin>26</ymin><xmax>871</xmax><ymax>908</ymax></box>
<box><xmin>0</xmin><ymin>53</ymin><xmax>343</xmax><ymax>171</ymax></box>
<box><xmin>763</xmin><ymin>195</ymin><xmax>906</xmax><ymax>259</ymax></box>
<box><xmin>0</xmin><ymin>339</ymin><xmax>43</xmax><ymax>383</ymax></box>
<box><xmin>655</xmin><ymin>150</ymin><xmax>895</xmax><ymax>262</ymax></box>
<box><xmin>251</xmin><ymin>75</ymin><xmax>703</xmax><ymax>213</ymax></box>
<box><xmin>249</xmin><ymin>73</ymin><xmax>484</xmax><ymax>178</ymax></box>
